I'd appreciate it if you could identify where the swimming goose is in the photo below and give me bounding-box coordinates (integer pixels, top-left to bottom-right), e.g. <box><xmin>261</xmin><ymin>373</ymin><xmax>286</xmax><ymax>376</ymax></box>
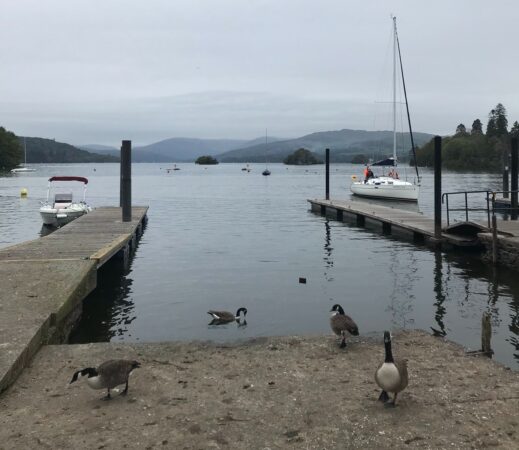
<box><xmin>207</xmin><ymin>307</ymin><xmax>247</xmax><ymax>325</ymax></box>
<box><xmin>69</xmin><ymin>359</ymin><xmax>140</xmax><ymax>400</ymax></box>
<box><xmin>329</xmin><ymin>304</ymin><xmax>359</xmax><ymax>348</ymax></box>
<box><xmin>374</xmin><ymin>331</ymin><xmax>408</xmax><ymax>407</ymax></box>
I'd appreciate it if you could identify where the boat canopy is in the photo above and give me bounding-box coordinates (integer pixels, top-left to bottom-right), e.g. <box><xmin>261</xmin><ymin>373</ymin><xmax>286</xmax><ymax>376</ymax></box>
<box><xmin>48</xmin><ymin>176</ymin><xmax>88</xmax><ymax>184</ymax></box>
<box><xmin>371</xmin><ymin>157</ymin><xmax>395</xmax><ymax>167</ymax></box>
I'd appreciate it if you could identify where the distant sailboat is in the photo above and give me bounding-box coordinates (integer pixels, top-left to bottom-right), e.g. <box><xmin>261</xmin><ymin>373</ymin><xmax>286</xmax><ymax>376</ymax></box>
<box><xmin>11</xmin><ymin>137</ymin><xmax>36</xmax><ymax>173</ymax></box>
<box><xmin>262</xmin><ymin>129</ymin><xmax>271</xmax><ymax>176</ymax></box>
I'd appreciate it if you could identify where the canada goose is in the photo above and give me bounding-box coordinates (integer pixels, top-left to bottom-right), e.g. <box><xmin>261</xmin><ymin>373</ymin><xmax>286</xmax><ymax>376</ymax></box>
<box><xmin>69</xmin><ymin>359</ymin><xmax>140</xmax><ymax>400</ymax></box>
<box><xmin>330</xmin><ymin>304</ymin><xmax>359</xmax><ymax>348</ymax></box>
<box><xmin>207</xmin><ymin>307</ymin><xmax>247</xmax><ymax>325</ymax></box>
<box><xmin>374</xmin><ymin>331</ymin><xmax>408</xmax><ymax>407</ymax></box>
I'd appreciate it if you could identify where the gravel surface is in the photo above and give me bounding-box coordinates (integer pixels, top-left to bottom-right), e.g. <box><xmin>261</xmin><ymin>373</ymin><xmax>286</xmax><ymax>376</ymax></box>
<box><xmin>1</xmin><ymin>330</ymin><xmax>518</xmax><ymax>449</ymax></box>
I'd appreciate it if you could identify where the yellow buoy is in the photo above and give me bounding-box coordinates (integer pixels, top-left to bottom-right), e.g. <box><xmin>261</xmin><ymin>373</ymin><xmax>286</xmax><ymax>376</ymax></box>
<box><xmin>351</xmin><ymin>175</ymin><xmax>358</xmax><ymax>181</ymax></box>
<box><xmin>20</xmin><ymin>188</ymin><xmax>28</xmax><ymax>197</ymax></box>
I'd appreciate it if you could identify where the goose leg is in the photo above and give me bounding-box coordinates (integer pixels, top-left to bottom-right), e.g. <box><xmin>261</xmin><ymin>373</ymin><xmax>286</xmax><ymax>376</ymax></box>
<box><xmin>384</xmin><ymin>392</ymin><xmax>397</xmax><ymax>408</ymax></box>
<box><xmin>378</xmin><ymin>390</ymin><xmax>389</xmax><ymax>403</ymax></box>
<box><xmin>101</xmin><ymin>389</ymin><xmax>111</xmax><ymax>401</ymax></box>
<box><xmin>340</xmin><ymin>332</ymin><xmax>347</xmax><ymax>348</ymax></box>
<box><xmin>120</xmin><ymin>380</ymin><xmax>129</xmax><ymax>396</ymax></box>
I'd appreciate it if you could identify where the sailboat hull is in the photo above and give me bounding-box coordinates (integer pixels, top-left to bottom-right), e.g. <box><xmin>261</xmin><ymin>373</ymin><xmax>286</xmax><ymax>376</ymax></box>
<box><xmin>350</xmin><ymin>177</ymin><xmax>419</xmax><ymax>201</ymax></box>
<box><xmin>11</xmin><ymin>167</ymin><xmax>36</xmax><ymax>173</ymax></box>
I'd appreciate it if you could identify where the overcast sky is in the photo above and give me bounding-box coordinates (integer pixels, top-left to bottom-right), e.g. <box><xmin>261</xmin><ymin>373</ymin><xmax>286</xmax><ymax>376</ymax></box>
<box><xmin>1</xmin><ymin>0</ymin><xmax>518</xmax><ymax>146</ymax></box>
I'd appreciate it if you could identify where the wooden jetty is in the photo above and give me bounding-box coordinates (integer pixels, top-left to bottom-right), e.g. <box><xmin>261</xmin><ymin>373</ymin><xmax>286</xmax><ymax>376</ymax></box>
<box><xmin>308</xmin><ymin>198</ymin><xmax>484</xmax><ymax>247</ymax></box>
<box><xmin>308</xmin><ymin>198</ymin><xmax>519</xmax><ymax>251</ymax></box>
<box><xmin>0</xmin><ymin>206</ymin><xmax>148</xmax><ymax>393</ymax></box>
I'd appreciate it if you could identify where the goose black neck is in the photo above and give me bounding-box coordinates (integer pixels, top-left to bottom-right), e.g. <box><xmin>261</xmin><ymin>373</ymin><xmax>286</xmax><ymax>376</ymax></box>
<box><xmin>384</xmin><ymin>339</ymin><xmax>394</xmax><ymax>363</ymax></box>
<box><xmin>82</xmin><ymin>367</ymin><xmax>98</xmax><ymax>378</ymax></box>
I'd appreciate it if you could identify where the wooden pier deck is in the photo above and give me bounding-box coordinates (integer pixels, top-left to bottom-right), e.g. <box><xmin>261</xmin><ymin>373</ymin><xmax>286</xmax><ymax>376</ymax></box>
<box><xmin>308</xmin><ymin>198</ymin><xmax>519</xmax><ymax>249</ymax></box>
<box><xmin>0</xmin><ymin>206</ymin><xmax>148</xmax><ymax>393</ymax></box>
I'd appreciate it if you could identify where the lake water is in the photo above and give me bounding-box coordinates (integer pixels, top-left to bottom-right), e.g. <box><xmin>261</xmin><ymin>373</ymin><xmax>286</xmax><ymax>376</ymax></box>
<box><xmin>1</xmin><ymin>163</ymin><xmax>518</xmax><ymax>370</ymax></box>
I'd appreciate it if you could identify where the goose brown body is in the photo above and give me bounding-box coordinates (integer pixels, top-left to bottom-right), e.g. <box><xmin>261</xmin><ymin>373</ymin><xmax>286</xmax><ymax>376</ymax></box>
<box><xmin>207</xmin><ymin>307</ymin><xmax>247</xmax><ymax>324</ymax></box>
<box><xmin>69</xmin><ymin>359</ymin><xmax>140</xmax><ymax>400</ymax></box>
<box><xmin>94</xmin><ymin>360</ymin><xmax>140</xmax><ymax>389</ymax></box>
<box><xmin>329</xmin><ymin>304</ymin><xmax>359</xmax><ymax>348</ymax></box>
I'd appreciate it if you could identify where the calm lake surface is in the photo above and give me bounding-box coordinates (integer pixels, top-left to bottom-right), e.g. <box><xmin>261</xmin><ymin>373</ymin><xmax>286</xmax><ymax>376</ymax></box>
<box><xmin>1</xmin><ymin>163</ymin><xmax>518</xmax><ymax>369</ymax></box>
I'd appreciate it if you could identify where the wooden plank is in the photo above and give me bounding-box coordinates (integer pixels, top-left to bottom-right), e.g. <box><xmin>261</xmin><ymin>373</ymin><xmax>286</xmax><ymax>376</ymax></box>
<box><xmin>0</xmin><ymin>207</ymin><xmax>148</xmax><ymax>263</ymax></box>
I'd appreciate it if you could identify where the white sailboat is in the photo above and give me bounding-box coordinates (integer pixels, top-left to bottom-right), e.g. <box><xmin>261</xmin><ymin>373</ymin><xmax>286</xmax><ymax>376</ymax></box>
<box><xmin>11</xmin><ymin>137</ymin><xmax>36</xmax><ymax>173</ymax></box>
<box><xmin>262</xmin><ymin>129</ymin><xmax>271</xmax><ymax>176</ymax></box>
<box><xmin>350</xmin><ymin>17</ymin><xmax>420</xmax><ymax>202</ymax></box>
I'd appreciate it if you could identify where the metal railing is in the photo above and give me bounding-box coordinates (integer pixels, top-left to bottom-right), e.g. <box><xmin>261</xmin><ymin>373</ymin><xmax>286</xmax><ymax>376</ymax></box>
<box><xmin>442</xmin><ymin>190</ymin><xmax>519</xmax><ymax>227</ymax></box>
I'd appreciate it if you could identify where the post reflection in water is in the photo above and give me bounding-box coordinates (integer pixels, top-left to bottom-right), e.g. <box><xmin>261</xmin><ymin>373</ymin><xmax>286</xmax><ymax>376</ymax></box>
<box><xmin>432</xmin><ymin>250</ymin><xmax>447</xmax><ymax>336</ymax></box>
<box><xmin>323</xmin><ymin>220</ymin><xmax>333</xmax><ymax>277</ymax></box>
<box><xmin>68</xmin><ymin>254</ymin><xmax>137</xmax><ymax>344</ymax></box>
<box><xmin>439</xmin><ymin>252</ymin><xmax>519</xmax><ymax>366</ymax></box>
<box><xmin>386</xmin><ymin>247</ymin><xmax>417</xmax><ymax>329</ymax></box>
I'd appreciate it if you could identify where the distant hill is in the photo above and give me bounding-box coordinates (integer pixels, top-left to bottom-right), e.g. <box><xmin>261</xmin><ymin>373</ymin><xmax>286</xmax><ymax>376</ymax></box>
<box><xmin>79</xmin><ymin>137</ymin><xmax>283</xmax><ymax>162</ymax></box>
<box><xmin>216</xmin><ymin>129</ymin><xmax>434</xmax><ymax>163</ymax></box>
<box><xmin>133</xmin><ymin>137</ymin><xmax>283</xmax><ymax>162</ymax></box>
<box><xmin>79</xmin><ymin>144</ymin><xmax>168</xmax><ymax>163</ymax></box>
<box><xmin>78</xmin><ymin>144</ymin><xmax>119</xmax><ymax>152</ymax></box>
<box><xmin>22</xmin><ymin>137</ymin><xmax>119</xmax><ymax>163</ymax></box>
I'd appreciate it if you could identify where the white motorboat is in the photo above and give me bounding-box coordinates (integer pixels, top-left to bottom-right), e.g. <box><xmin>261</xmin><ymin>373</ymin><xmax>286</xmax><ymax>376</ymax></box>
<box><xmin>39</xmin><ymin>176</ymin><xmax>92</xmax><ymax>227</ymax></box>
<box><xmin>350</xmin><ymin>17</ymin><xmax>420</xmax><ymax>202</ymax></box>
<box><xmin>11</xmin><ymin>137</ymin><xmax>36</xmax><ymax>173</ymax></box>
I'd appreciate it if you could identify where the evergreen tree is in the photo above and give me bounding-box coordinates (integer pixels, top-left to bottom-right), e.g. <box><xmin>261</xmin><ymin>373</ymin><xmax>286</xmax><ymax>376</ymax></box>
<box><xmin>455</xmin><ymin>123</ymin><xmax>467</xmax><ymax>135</ymax></box>
<box><xmin>471</xmin><ymin>119</ymin><xmax>483</xmax><ymax>134</ymax></box>
<box><xmin>494</xmin><ymin>103</ymin><xmax>508</xmax><ymax>136</ymax></box>
<box><xmin>0</xmin><ymin>126</ymin><xmax>22</xmax><ymax>170</ymax></box>
<box><xmin>511</xmin><ymin>121</ymin><xmax>519</xmax><ymax>138</ymax></box>
<box><xmin>486</xmin><ymin>109</ymin><xmax>497</xmax><ymax>137</ymax></box>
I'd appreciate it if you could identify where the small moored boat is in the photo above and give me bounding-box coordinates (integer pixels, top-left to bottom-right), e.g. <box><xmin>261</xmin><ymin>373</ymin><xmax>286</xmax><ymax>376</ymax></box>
<box><xmin>39</xmin><ymin>176</ymin><xmax>92</xmax><ymax>227</ymax></box>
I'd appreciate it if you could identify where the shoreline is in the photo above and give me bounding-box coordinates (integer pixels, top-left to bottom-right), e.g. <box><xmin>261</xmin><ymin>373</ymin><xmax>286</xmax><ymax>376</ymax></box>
<box><xmin>1</xmin><ymin>330</ymin><xmax>518</xmax><ymax>448</ymax></box>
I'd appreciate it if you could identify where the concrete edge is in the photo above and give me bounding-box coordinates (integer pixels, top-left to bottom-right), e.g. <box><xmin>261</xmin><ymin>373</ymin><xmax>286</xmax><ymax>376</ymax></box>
<box><xmin>0</xmin><ymin>261</ymin><xmax>97</xmax><ymax>394</ymax></box>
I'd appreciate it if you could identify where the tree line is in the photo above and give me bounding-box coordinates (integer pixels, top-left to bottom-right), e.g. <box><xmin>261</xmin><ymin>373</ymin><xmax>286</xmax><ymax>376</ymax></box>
<box><xmin>414</xmin><ymin>103</ymin><xmax>518</xmax><ymax>171</ymax></box>
<box><xmin>0</xmin><ymin>127</ymin><xmax>22</xmax><ymax>171</ymax></box>
<box><xmin>0</xmin><ymin>126</ymin><xmax>118</xmax><ymax>170</ymax></box>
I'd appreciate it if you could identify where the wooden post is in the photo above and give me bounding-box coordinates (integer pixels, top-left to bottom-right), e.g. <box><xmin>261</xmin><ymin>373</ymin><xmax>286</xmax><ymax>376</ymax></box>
<box><xmin>325</xmin><ymin>148</ymin><xmax>330</xmax><ymax>200</ymax></box>
<box><xmin>121</xmin><ymin>140</ymin><xmax>132</xmax><ymax>222</ymax></box>
<box><xmin>503</xmin><ymin>165</ymin><xmax>509</xmax><ymax>199</ymax></box>
<box><xmin>511</xmin><ymin>138</ymin><xmax>518</xmax><ymax>220</ymax></box>
<box><xmin>481</xmin><ymin>312</ymin><xmax>492</xmax><ymax>356</ymax></box>
<box><xmin>434</xmin><ymin>136</ymin><xmax>442</xmax><ymax>239</ymax></box>
<box><xmin>491</xmin><ymin>214</ymin><xmax>498</xmax><ymax>264</ymax></box>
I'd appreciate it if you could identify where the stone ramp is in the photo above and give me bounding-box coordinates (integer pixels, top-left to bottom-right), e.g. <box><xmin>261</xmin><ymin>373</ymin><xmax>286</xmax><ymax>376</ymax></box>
<box><xmin>1</xmin><ymin>332</ymin><xmax>517</xmax><ymax>449</ymax></box>
<box><xmin>0</xmin><ymin>207</ymin><xmax>148</xmax><ymax>394</ymax></box>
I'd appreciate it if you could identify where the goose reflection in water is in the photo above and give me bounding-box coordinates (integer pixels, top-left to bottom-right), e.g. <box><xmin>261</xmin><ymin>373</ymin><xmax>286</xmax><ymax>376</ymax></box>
<box><xmin>208</xmin><ymin>318</ymin><xmax>247</xmax><ymax>328</ymax></box>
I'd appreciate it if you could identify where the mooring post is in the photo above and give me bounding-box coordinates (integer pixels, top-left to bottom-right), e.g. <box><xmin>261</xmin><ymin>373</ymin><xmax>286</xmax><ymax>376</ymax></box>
<box><xmin>503</xmin><ymin>165</ymin><xmax>509</xmax><ymax>199</ymax></box>
<box><xmin>492</xmin><ymin>214</ymin><xmax>498</xmax><ymax>265</ymax></box>
<box><xmin>325</xmin><ymin>148</ymin><xmax>330</xmax><ymax>201</ymax></box>
<box><xmin>121</xmin><ymin>140</ymin><xmax>132</xmax><ymax>222</ymax></box>
<box><xmin>511</xmin><ymin>138</ymin><xmax>518</xmax><ymax>220</ymax></box>
<box><xmin>434</xmin><ymin>136</ymin><xmax>442</xmax><ymax>239</ymax></box>
<box><xmin>481</xmin><ymin>312</ymin><xmax>492</xmax><ymax>357</ymax></box>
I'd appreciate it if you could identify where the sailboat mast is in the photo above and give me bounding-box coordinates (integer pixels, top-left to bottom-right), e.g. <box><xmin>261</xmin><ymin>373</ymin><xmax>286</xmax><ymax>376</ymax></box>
<box><xmin>24</xmin><ymin>137</ymin><xmax>27</xmax><ymax>166</ymax></box>
<box><xmin>395</xmin><ymin>18</ymin><xmax>420</xmax><ymax>181</ymax></box>
<box><xmin>392</xmin><ymin>16</ymin><xmax>397</xmax><ymax>165</ymax></box>
<box><xmin>265</xmin><ymin>128</ymin><xmax>267</xmax><ymax>165</ymax></box>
